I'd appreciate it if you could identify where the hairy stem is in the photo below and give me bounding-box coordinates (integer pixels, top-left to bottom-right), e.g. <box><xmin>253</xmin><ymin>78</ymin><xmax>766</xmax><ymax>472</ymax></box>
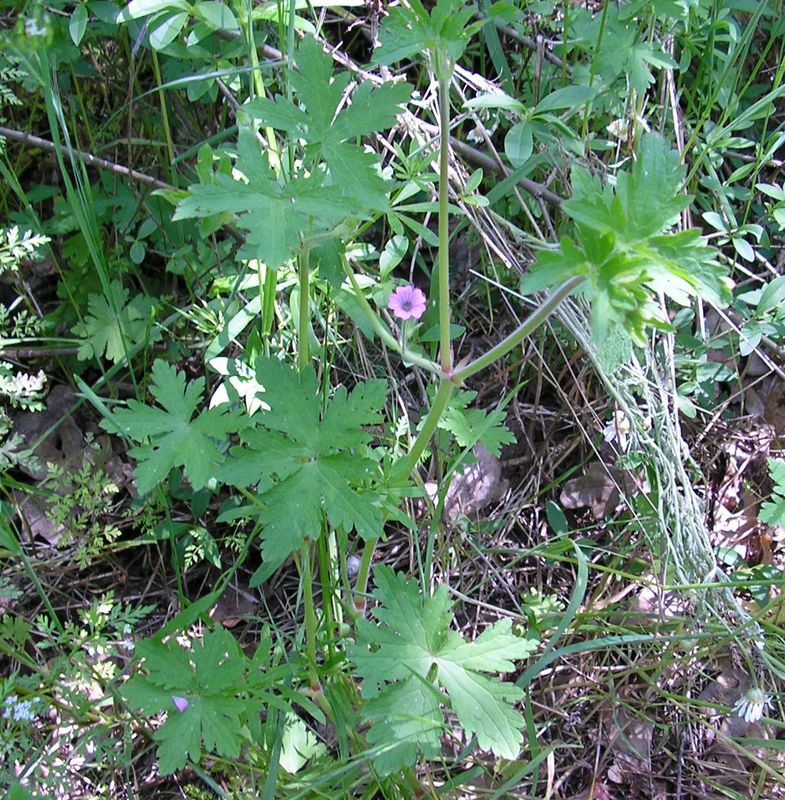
<box><xmin>437</xmin><ymin>75</ymin><xmax>452</xmax><ymax>374</ymax></box>
<box><xmin>390</xmin><ymin>378</ymin><xmax>455</xmax><ymax>482</ymax></box>
<box><xmin>453</xmin><ymin>275</ymin><xmax>586</xmax><ymax>383</ymax></box>
<box><xmin>300</xmin><ymin>543</ymin><xmax>320</xmax><ymax>690</ymax></box>
<box><xmin>297</xmin><ymin>244</ymin><xmax>311</xmax><ymax>371</ymax></box>
<box><xmin>150</xmin><ymin>50</ymin><xmax>176</xmax><ymax>187</ymax></box>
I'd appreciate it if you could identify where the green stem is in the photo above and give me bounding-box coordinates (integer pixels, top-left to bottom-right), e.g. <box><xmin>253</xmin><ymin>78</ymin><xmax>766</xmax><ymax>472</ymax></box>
<box><xmin>0</xmin><ymin>509</ymin><xmax>62</xmax><ymax>635</ymax></box>
<box><xmin>150</xmin><ymin>50</ymin><xmax>176</xmax><ymax>187</ymax></box>
<box><xmin>390</xmin><ymin>378</ymin><xmax>455</xmax><ymax>482</ymax></box>
<box><xmin>352</xmin><ymin>536</ymin><xmax>377</xmax><ymax>618</ymax></box>
<box><xmin>317</xmin><ymin>530</ymin><xmax>337</xmax><ymax>657</ymax></box>
<box><xmin>300</xmin><ymin>542</ymin><xmax>319</xmax><ymax>689</ymax></box>
<box><xmin>297</xmin><ymin>244</ymin><xmax>311</xmax><ymax>371</ymax></box>
<box><xmin>437</xmin><ymin>75</ymin><xmax>452</xmax><ymax>374</ymax></box>
<box><xmin>261</xmin><ymin>265</ymin><xmax>277</xmax><ymax>343</ymax></box>
<box><xmin>581</xmin><ymin>0</ymin><xmax>610</xmax><ymax>139</ymax></box>
<box><xmin>244</xmin><ymin>0</ymin><xmax>279</xmax><ymax>347</ymax></box>
<box><xmin>453</xmin><ymin>275</ymin><xmax>585</xmax><ymax>383</ymax></box>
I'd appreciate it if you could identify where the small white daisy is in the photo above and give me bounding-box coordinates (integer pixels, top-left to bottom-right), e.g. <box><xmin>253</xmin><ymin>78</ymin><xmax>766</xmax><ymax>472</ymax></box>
<box><xmin>733</xmin><ymin>687</ymin><xmax>772</xmax><ymax>723</ymax></box>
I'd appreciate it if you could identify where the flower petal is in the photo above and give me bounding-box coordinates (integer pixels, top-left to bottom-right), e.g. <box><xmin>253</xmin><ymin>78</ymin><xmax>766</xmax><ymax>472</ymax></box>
<box><xmin>171</xmin><ymin>695</ymin><xmax>190</xmax><ymax>713</ymax></box>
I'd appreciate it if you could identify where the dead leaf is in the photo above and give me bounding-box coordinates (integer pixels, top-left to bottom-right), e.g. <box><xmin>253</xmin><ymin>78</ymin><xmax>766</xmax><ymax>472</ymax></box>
<box><xmin>210</xmin><ymin>582</ymin><xmax>259</xmax><ymax>628</ymax></box>
<box><xmin>560</xmin><ymin>462</ymin><xmax>621</xmax><ymax>520</ymax></box>
<box><xmin>570</xmin><ymin>782</ymin><xmax>616</xmax><ymax>800</ymax></box>
<box><xmin>425</xmin><ymin>443</ymin><xmax>508</xmax><ymax>522</ymax></box>
<box><xmin>630</xmin><ymin>582</ymin><xmax>693</xmax><ymax>622</ymax></box>
<box><xmin>11</xmin><ymin>490</ymin><xmax>66</xmax><ymax>546</ymax></box>
<box><xmin>763</xmin><ymin>378</ymin><xmax>785</xmax><ymax>446</ymax></box>
<box><xmin>606</xmin><ymin>706</ymin><xmax>653</xmax><ymax>766</ymax></box>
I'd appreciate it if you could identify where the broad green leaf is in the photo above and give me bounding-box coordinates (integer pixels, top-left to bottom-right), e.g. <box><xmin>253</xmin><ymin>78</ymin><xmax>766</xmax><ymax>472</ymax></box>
<box><xmin>219</xmin><ymin>358</ymin><xmax>387</xmax><ymax>581</ymax></box>
<box><xmin>119</xmin><ymin>0</ymin><xmax>190</xmax><ymax>22</ymax></box>
<box><xmin>464</xmin><ymin>168</ymin><xmax>483</xmax><ymax>195</ymax></box>
<box><xmin>464</xmin><ymin>91</ymin><xmax>525</xmax><ymax>112</ymax></box>
<box><xmin>757</xmin><ymin>275</ymin><xmax>785</xmax><ymax>314</ymax></box>
<box><xmin>504</xmin><ymin>121</ymin><xmax>533</xmax><ymax>167</ymax></box>
<box><xmin>101</xmin><ymin>360</ymin><xmax>246</xmax><ymax>495</ymax></box>
<box><xmin>379</xmin><ymin>235</ymin><xmax>408</xmax><ymax>278</ymax></box>
<box><xmin>533</xmin><ymin>85</ymin><xmax>596</xmax><ymax>114</ymax></box>
<box><xmin>69</xmin><ymin>4</ymin><xmax>88</xmax><ymax>45</ymax></box>
<box><xmin>195</xmin><ymin>0</ymin><xmax>239</xmax><ymax>31</ymax></box>
<box><xmin>732</xmin><ymin>235</ymin><xmax>755</xmax><ymax>261</ymax></box>
<box><xmin>348</xmin><ymin>566</ymin><xmax>536</xmax><ymax>773</ymax></box>
<box><xmin>148</xmin><ymin>10</ymin><xmax>188</xmax><ymax>48</ymax></box>
<box><xmin>757</xmin><ymin>183</ymin><xmax>785</xmax><ymax>201</ymax></box>
<box><xmin>72</xmin><ymin>279</ymin><xmax>156</xmax><ymax>364</ymax></box>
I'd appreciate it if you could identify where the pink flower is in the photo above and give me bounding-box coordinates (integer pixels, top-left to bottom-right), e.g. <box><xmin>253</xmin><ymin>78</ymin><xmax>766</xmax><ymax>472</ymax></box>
<box><xmin>171</xmin><ymin>695</ymin><xmax>189</xmax><ymax>712</ymax></box>
<box><xmin>387</xmin><ymin>285</ymin><xmax>427</xmax><ymax>320</ymax></box>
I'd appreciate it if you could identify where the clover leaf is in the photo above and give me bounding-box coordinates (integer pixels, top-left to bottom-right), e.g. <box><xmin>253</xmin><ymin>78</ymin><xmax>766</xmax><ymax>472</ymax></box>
<box><xmin>347</xmin><ymin>566</ymin><xmax>537</xmax><ymax>774</ymax></box>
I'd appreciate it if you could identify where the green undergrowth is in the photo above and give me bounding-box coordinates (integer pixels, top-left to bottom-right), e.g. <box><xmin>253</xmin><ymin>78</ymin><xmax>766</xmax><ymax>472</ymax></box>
<box><xmin>1</xmin><ymin>0</ymin><xmax>784</xmax><ymax>797</ymax></box>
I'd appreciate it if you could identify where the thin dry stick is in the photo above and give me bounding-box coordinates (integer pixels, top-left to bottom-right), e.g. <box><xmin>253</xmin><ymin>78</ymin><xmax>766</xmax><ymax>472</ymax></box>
<box><xmin>492</xmin><ymin>22</ymin><xmax>571</xmax><ymax>73</ymax></box>
<box><xmin>0</xmin><ymin>125</ymin><xmax>174</xmax><ymax>192</ymax></box>
<box><xmin>420</xmin><ymin>121</ymin><xmax>564</xmax><ymax>207</ymax></box>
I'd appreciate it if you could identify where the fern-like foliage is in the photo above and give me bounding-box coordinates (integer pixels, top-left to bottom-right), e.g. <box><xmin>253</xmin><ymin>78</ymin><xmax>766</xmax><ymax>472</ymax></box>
<box><xmin>0</xmin><ymin>225</ymin><xmax>50</xmax><ymax>471</ymax></box>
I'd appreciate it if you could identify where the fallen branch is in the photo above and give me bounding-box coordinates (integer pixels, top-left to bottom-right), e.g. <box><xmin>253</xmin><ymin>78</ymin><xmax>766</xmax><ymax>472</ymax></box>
<box><xmin>0</xmin><ymin>125</ymin><xmax>174</xmax><ymax>192</ymax></box>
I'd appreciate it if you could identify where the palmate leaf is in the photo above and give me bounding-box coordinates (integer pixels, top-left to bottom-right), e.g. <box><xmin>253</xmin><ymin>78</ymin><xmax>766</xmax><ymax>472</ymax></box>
<box><xmin>101</xmin><ymin>359</ymin><xmax>245</xmax><ymax>495</ymax></box>
<box><xmin>243</xmin><ymin>37</ymin><xmax>411</xmax><ymax>211</ymax></box>
<box><xmin>376</xmin><ymin>0</ymin><xmax>484</xmax><ymax>73</ymax></box>
<box><xmin>174</xmin><ymin>130</ymin><xmax>356</xmax><ymax>267</ymax></box>
<box><xmin>573</xmin><ymin>5</ymin><xmax>677</xmax><ymax>95</ymax></box>
<box><xmin>121</xmin><ymin>627</ymin><xmax>273</xmax><ymax>774</ymax></box>
<box><xmin>565</xmin><ymin>134</ymin><xmax>689</xmax><ymax>243</ymax></box>
<box><xmin>520</xmin><ymin>133</ymin><xmax>731</xmax><ymax>346</ymax></box>
<box><xmin>218</xmin><ymin>358</ymin><xmax>387</xmax><ymax>583</ymax></box>
<box><xmin>439</xmin><ymin>390</ymin><xmax>516</xmax><ymax>457</ymax></box>
<box><xmin>73</xmin><ymin>279</ymin><xmax>156</xmax><ymax>364</ymax></box>
<box><xmin>347</xmin><ymin>566</ymin><xmax>537</xmax><ymax>774</ymax></box>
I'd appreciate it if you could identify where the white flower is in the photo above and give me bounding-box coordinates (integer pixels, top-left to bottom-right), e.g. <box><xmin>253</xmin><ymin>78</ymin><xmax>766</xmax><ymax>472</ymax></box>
<box><xmin>603</xmin><ymin>410</ymin><xmax>632</xmax><ymax>451</ymax></box>
<box><xmin>733</xmin><ymin>687</ymin><xmax>772</xmax><ymax>723</ymax></box>
<box><xmin>2</xmin><ymin>694</ymin><xmax>38</xmax><ymax>722</ymax></box>
<box><xmin>24</xmin><ymin>17</ymin><xmax>47</xmax><ymax>37</ymax></box>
